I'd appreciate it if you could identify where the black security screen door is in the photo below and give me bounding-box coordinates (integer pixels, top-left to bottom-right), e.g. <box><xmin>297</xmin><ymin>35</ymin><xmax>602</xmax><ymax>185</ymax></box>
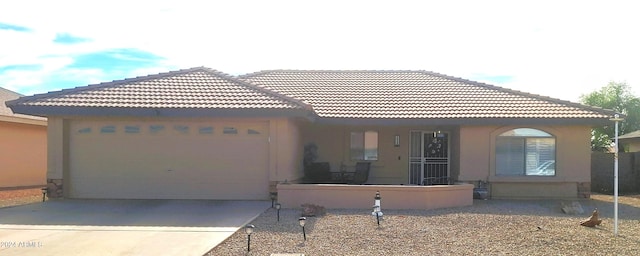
<box><xmin>409</xmin><ymin>131</ymin><xmax>450</xmax><ymax>185</ymax></box>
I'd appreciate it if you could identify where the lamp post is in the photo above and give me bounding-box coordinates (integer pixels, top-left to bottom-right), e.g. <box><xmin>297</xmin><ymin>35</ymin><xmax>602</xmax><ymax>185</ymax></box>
<box><xmin>611</xmin><ymin>114</ymin><xmax>624</xmax><ymax>236</ymax></box>
<box><xmin>275</xmin><ymin>203</ymin><xmax>281</xmax><ymax>222</ymax></box>
<box><xmin>245</xmin><ymin>224</ymin><xmax>254</xmax><ymax>251</ymax></box>
<box><xmin>299</xmin><ymin>217</ymin><xmax>307</xmax><ymax>241</ymax></box>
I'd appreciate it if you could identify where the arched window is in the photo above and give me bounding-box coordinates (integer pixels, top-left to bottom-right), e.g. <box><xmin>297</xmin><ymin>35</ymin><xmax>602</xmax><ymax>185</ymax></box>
<box><xmin>496</xmin><ymin>128</ymin><xmax>555</xmax><ymax>176</ymax></box>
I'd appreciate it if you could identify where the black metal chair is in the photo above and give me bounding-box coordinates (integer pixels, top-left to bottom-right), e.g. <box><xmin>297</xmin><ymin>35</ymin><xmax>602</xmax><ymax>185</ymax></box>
<box><xmin>304</xmin><ymin>162</ymin><xmax>332</xmax><ymax>183</ymax></box>
<box><xmin>347</xmin><ymin>162</ymin><xmax>371</xmax><ymax>184</ymax></box>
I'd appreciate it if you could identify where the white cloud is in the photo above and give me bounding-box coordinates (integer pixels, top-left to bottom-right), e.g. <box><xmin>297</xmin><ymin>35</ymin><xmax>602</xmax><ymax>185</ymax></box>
<box><xmin>0</xmin><ymin>0</ymin><xmax>638</xmax><ymax>101</ymax></box>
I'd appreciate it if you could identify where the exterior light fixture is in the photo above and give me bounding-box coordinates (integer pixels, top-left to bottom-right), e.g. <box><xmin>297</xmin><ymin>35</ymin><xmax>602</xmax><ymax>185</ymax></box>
<box><xmin>275</xmin><ymin>203</ymin><xmax>281</xmax><ymax>222</ymax></box>
<box><xmin>41</xmin><ymin>187</ymin><xmax>47</xmax><ymax>202</ymax></box>
<box><xmin>299</xmin><ymin>217</ymin><xmax>307</xmax><ymax>241</ymax></box>
<box><xmin>245</xmin><ymin>224</ymin><xmax>255</xmax><ymax>251</ymax></box>
<box><xmin>394</xmin><ymin>135</ymin><xmax>400</xmax><ymax>147</ymax></box>
<box><xmin>373</xmin><ymin>205</ymin><xmax>382</xmax><ymax>226</ymax></box>
<box><xmin>270</xmin><ymin>192</ymin><xmax>277</xmax><ymax>208</ymax></box>
<box><xmin>372</xmin><ymin>191</ymin><xmax>382</xmax><ymax>216</ymax></box>
<box><xmin>610</xmin><ymin>114</ymin><xmax>624</xmax><ymax>236</ymax></box>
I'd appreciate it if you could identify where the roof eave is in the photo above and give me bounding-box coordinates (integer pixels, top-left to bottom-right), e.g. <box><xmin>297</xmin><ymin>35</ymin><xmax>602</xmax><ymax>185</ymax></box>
<box><xmin>314</xmin><ymin>117</ymin><xmax>614</xmax><ymax>126</ymax></box>
<box><xmin>8</xmin><ymin>105</ymin><xmax>314</xmax><ymax>119</ymax></box>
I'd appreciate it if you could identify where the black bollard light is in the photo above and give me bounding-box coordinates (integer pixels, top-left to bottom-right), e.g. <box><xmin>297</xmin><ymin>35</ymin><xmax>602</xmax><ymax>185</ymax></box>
<box><xmin>373</xmin><ymin>205</ymin><xmax>381</xmax><ymax>226</ymax></box>
<box><xmin>298</xmin><ymin>217</ymin><xmax>307</xmax><ymax>241</ymax></box>
<box><xmin>41</xmin><ymin>187</ymin><xmax>47</xmax><ymax>202</ymax></box>
<box><xmin>245</xmin><ymin>224</ymin><xmax>254</xmax><ymax>251</ymax></box>
<box><xmin>270</xmin><ymin>192</ymin><xmax>277</xmax><ymax>208</ymax></box>
<box><xmin>275</xmin><ymin>203</ymin><xmax>281</xmax><ymax>222</ymax></box>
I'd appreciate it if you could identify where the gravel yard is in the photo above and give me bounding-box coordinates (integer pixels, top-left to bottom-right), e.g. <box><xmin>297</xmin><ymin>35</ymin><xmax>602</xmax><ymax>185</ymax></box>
<box><xmin>208</xmin><ymin>194</ymin><xmax>640</xmax><ymax>256</ymax></box>
<box><xmin>0</xmin><ymin>187</ymin><xmax>42</xmax><ymax>208</ymax></box>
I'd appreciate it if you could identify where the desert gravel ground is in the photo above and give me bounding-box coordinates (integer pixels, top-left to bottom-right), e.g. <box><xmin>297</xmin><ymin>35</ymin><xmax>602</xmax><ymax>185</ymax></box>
<box><xmin>208</xmin><ymin>194</ymin><xmax>640</xmax><ymax>256</ymax></box>
<box><xmin>0</xmin><ymin>187</ymin><xmax>42</xmax><ymax>208</ymax></box>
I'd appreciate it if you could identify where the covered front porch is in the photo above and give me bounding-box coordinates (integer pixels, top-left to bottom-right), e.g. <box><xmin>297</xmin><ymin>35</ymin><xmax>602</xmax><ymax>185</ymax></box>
<box><xmin>299</xmin><ymin>122</ymin><xmax>462</xmax><ymax>186</ymax></box>
<box><xmin>277</xmin><ymin>122</ymin><xmax>473</xmax><ymax>210</ymax></box>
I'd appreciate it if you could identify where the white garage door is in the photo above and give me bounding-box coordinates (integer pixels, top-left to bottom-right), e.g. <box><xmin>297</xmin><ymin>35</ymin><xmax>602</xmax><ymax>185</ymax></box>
<box><xmin>68</xmin><ymin>119</ymin><xmax>270</xmax><ymax>200</ymax></box>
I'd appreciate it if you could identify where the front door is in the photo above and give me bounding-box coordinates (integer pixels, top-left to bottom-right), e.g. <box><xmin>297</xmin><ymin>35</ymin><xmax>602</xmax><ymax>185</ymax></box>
<box><xmin>409</xmin><ymin>131</ymin><xmax>450</xmax><ymax>185</ymax></box>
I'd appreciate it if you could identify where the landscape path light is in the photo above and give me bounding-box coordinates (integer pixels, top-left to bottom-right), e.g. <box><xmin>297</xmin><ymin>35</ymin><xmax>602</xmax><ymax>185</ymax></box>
<box><xmin>245</xmin><ymin>224</ymin><xmax>255</xmax><ymax>251</ymax></box>
<box><xmin>372</xmin><ymin>191</ymin><xmax>382</xmax><ymax>216</ymax></box>
<box><xmin>299</xmin><ymin>217</ymin><xmax>307</xmax><ymax>241</ymax></box>
<box><xmin>373</xmin><ymin>205</ymin><xmax>382</xmax><ymax>226</ymax></box>
<box><xmin>275</xmin><ymin>203</ymin><xmax>281</xmax><ymax>222</ymax></box>
<box><xmin>41</xmin><ymin>187</ymin><xmax>47</xmax><ymax>202</ymax></box>
<box><xmin>270</xmin><ymin>192</ymin><xmax>277</xmax><ymax>208</ymax></box>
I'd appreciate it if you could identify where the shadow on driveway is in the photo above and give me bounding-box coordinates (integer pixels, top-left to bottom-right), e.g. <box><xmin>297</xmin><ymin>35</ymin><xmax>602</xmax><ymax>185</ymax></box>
<box><xmin>0</xmin><ymin>199</ymin><xmax>269</xmax><ymax>227</ymax></box>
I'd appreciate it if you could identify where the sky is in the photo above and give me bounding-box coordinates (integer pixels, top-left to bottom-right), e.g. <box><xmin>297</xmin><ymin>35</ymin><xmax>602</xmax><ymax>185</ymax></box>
<box><xmin>1</xmin><ymin>0</ymin><xmax>638</xmax><ymax>102</ymax></box>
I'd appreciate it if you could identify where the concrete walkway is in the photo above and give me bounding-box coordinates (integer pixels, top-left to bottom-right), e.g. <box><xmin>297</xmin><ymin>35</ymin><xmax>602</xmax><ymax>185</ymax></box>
<box><xmin>0</xmin><ymin>199</ymin><xmax>269</xmax><ymax>256</ymax></box>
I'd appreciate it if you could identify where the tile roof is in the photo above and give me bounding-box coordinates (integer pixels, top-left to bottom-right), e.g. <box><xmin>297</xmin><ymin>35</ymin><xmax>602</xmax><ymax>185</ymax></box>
<box><xmin>1</xmin><ymin>87</ymin><xmax>46</xmax><ymax>123</ymax></box>
<box><xmin>7</xmin><ymin>67</ymin><xmax>310</xmax><ymax>116</ymax></box>
<box><xmin>239</xmin><ymin>70</ymin><xmax>618</xmax><ymax>120</ymax></box>
<box><xmin>8</xmin><ymin>67</ymin><xmax>619</xmax><ymax>124</ymax></box>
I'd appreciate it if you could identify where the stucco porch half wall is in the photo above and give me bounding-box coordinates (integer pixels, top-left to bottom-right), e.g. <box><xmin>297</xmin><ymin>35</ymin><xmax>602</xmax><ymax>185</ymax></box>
<box><xmin>277</xmin><ymin>183</ymin><xmax>474</xmax><ymax>210</ymax></box>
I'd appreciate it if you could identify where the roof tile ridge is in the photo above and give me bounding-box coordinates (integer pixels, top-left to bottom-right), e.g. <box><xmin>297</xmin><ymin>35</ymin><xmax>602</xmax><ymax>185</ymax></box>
<box><xmin>240</xmin><ymin>70</ymin><xmax>424</xmax><ymax>75</ymax></box>
<box><xmin>217</xmin><ymin>70</ymin><xmax>313</xmax><ymax>111</ymax></box>
<box><xmin>419</xmin><ymin>70</ymin><xmax>621</xmax><ymax>118</ymax></box>
<box><xmin>6</xmin><ymin>67</ymin><xmax>209</xmax><ymax>106</ymax></box>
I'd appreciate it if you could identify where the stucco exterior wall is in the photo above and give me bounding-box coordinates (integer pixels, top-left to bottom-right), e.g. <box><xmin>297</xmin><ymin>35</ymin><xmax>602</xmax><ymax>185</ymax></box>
<box><xmin>44</xmin><ymin>116</ymin><xmax>594</xmax><ymax>199</ymax></box>
<box><xmin>0</xmin><ymin>121</ymin><xmax>47</xmax><ymax>188</ymax></box>
<box><xmin>459</xmin><ymin>125</ymin><xmax>592</xmax><ymax>199</ymax></box>
<box><xmin>270</xmin><ymin>118</ymin><xmax>304</xmax><ymax>185</ymax></box>
<box><xmin>620</xmin><ymin>139</ymin><xmax>640</xmax><ymax>152</ymax></box>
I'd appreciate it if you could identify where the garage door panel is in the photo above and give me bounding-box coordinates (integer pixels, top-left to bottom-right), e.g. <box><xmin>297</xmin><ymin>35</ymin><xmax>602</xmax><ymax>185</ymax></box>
<box><xmin>69</xmin><ymin>120</ymin><xmax>270</xmax><ymax>199</ymax></box>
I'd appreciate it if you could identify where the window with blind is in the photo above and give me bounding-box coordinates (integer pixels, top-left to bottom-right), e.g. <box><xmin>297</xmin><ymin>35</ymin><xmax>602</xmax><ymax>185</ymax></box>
<box><xmin>496</xmin><ymin>128</ymin><xmax>556</xmax><ymax>176</ymax></box>
<box><xmin>350</xmin><ymin>131</ymin><xmax>378</xmax><ymax>161</ymax></box>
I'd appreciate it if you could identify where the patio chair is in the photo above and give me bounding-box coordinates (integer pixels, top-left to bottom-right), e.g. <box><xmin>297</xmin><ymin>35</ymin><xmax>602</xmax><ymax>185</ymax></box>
<box><xmin>304</xmin><ymin>162</ymin><xmax>332</xmax><ymax>183</ymax></box>
<box><xmin>346</xmin><ymin>162</ymin><xmax>371</xmax><ymax>184</ymax></box>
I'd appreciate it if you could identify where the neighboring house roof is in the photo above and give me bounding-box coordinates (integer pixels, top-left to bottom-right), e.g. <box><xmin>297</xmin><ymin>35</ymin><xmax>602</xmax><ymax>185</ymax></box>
<box><xmin>239</xmin><ymin>70</ymin><xmax>619</xmax><ymax>125</ymax></box>
<box><xmin>0</xmin><ymin>87</ymin><xmax>46</xmax><ymax>126</ymax></box>
<box><xmin>619</xmin><ymin>130</ymin><xmax>640</xmax><ymax>140</ymax></box>
<box><xmin>6</xmin><ymin>67</ymin><xmax>312</xmax><ymax>118</ymax></box>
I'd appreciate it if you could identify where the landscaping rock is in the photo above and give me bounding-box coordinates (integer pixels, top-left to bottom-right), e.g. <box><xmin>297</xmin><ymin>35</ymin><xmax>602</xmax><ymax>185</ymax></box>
<box><xmin>561</xmin><ymin>201</ymin><xmax>585</xmax><ymax>215</ymax></box>
<box><xmin>301</xmin><ymin>203</ymin><xmax>326</xmax><ymax>217</ymax></box>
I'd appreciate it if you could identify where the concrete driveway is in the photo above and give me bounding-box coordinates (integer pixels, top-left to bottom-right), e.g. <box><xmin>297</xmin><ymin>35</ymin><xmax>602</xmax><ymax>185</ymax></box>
<box><xmin>0</xmin><ymin>199</ymin><xmax>269</xmax><ymax>256</ymax></box>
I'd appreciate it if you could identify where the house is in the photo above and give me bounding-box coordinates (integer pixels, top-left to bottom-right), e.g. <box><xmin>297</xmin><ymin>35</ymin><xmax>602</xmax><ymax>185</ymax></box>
<box><xmin>6</xmin><ymin>67</ymin><xmax>619</xmax><ymax>200</ymax></box>
<box><xmin>619</xmin><ymin>130</ymin><xmax>640</xmax><ymax>152</ymax></box>
<box><xmin>1</xmin><ymin>87</ymin><xmax>47</xmax><ymax>188</ymax></box>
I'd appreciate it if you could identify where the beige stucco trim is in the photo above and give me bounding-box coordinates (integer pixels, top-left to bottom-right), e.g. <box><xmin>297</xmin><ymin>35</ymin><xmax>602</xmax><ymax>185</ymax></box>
<box><xmin>0</xmin><ymin>115</ymin><xmax>47</xmax><ymax>126</ymax></box>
